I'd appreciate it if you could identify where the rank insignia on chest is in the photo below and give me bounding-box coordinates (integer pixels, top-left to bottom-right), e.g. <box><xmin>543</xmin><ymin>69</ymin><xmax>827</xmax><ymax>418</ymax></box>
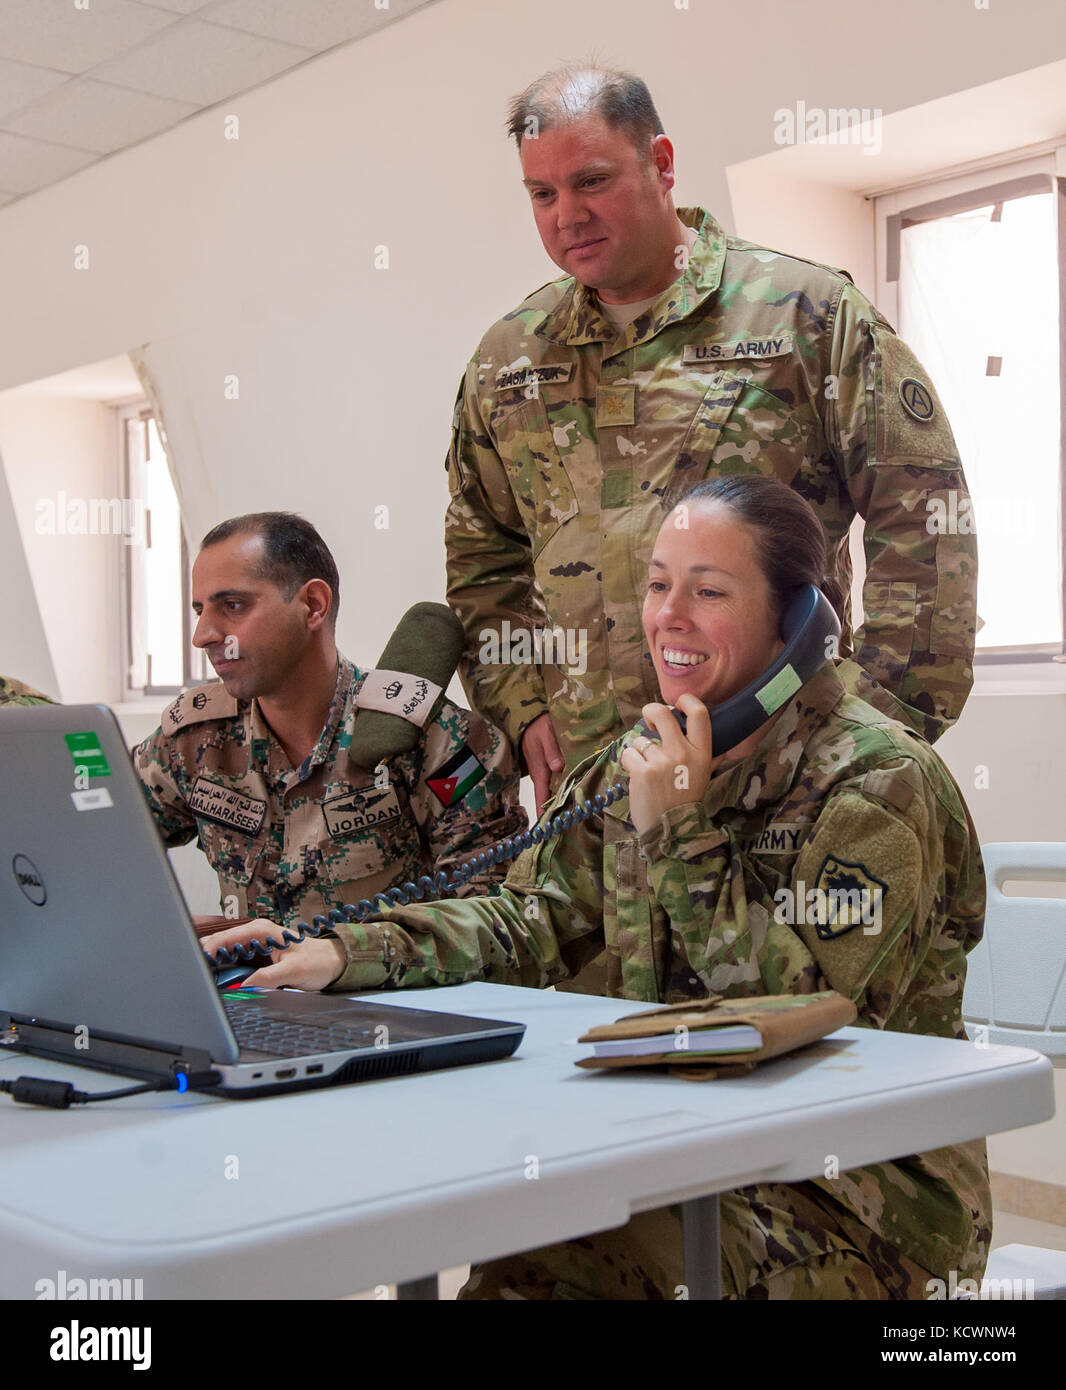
<box><xmin>323</xmin><ymin>785</ymin><xmax>403</xmax><ymax>838</ymax></box>
<box><xmin>596</xmin><ymin>384</ymin><xmax>636</xmax><ymax>426</ymax></box>
<box><xmin>426</xmin><ymin>744</ymin><xmax>486</xmax><ymax>808</ymax></box>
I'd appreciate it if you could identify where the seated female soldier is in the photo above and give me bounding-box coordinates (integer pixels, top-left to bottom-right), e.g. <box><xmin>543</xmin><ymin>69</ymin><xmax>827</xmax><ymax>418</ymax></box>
<box><xmin>220</xmin><ymin>473</ymin><xmax>992</xmax><ymax>1300</ymax></box>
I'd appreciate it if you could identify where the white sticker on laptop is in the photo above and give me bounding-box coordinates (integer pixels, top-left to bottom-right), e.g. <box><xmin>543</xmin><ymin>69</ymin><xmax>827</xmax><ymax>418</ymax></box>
<box><xmin>71</xmin><ymin>788</ymin><xmax>114</xmax><ymax>812</ymax></box>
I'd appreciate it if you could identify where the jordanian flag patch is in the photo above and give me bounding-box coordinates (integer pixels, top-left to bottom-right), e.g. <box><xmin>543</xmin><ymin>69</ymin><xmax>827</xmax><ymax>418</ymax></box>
<box><xmin>426</xmin><ymin>744</ymin><xmax>486</xmax><ymax>808</ymax></box>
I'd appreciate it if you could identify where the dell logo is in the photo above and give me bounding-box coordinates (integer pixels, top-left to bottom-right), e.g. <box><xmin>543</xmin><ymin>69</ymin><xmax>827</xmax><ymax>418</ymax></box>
<box><xmin>12</xmin><ymin>855</ymin><xmax>46</xmax><ymax>906</ymax></box>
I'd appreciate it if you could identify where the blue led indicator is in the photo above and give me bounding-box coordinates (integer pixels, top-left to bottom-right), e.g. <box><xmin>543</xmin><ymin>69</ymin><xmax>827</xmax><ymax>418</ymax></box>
<box><xmin>176</xmin><ymin>1073</ymin><xmax>188</xmax><ymax>1093</ymax></box>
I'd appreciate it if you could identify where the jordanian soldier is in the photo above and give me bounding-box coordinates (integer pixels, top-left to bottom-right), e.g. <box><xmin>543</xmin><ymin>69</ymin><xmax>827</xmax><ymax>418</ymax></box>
<box><xmin>133</xmin><ymin>512</ymin><xmax>525</xmax><ymax>970</ymax></box>
<box><xmin>444</xmin><ymin>64</ymin><xmax>977</xmax><ymax>812</ymax></box>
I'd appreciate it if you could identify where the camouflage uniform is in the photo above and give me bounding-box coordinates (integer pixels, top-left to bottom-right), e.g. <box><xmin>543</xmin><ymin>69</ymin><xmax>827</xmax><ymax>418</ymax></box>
<box><xmin>330</xmin><ymin>661</ymin><xmax>991</xmax><ymax>1298</ymax></box>
<box><xmin>0</xmin><ymin>676</ymin><xmax>53</xmax><ymax>705</ymax></box>
<box><xmin>132</xmin><ymin>656</ymin><xmax>527</xmax><ymax>925</ymax></box>
<box><xmin>445</xmin><ymin>206</ymin><xmax>976</xmax><ymax>769</ymax></box>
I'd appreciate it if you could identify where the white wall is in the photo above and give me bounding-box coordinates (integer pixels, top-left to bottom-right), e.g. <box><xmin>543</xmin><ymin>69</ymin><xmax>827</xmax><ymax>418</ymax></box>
<box><xmin>0</xmin><ymin>455</ymin><xmax>57</xmax><ymax>697</ymax></box>
<box><xmin>1</xmin><ymin>0</ymin><xmax>1065</xmax><ymax>670</ymax></box>
<box><xmin>0</xmin><ymin>394</ymin><xmax>119</xmax><ymax>703</ymax></box>
<box><xmin>727</xmin><ymin>172</ymin><xmax>877</xmax><ymax>299</ymax></box>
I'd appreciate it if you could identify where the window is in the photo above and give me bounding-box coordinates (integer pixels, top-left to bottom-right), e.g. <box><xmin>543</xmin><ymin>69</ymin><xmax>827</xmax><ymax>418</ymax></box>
<box><xmin>120</xmin><ymin>404</ymin><xmax>207</xmax><ymax>697</ymax></box>
<box><xmin>875</xmin><ymin>156</ymin><xmax>1065</xmax><ymax>662</ymax></box>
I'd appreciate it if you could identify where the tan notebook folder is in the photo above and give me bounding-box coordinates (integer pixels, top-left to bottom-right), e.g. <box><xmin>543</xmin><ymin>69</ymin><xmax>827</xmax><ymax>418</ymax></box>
<box><xmin>575</xmin><ymin>990</ymin><xmax>858</xmax><ymax>1081</ymax></box>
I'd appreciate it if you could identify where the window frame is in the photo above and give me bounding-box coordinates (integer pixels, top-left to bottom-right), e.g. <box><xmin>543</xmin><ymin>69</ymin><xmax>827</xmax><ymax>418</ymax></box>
<box><xmin>874</xmin><ymin>155</ymin><xmax>1066</xmax><ymax>668</ymax></box>
<box><xmin>118</xmin><ymin>401</ymin><xmax>195</xmax><ymax>702</ymax></box>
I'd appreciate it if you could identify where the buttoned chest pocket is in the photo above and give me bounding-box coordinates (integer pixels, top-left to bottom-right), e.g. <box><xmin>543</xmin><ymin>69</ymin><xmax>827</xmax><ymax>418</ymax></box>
<box><xmin>667</xmin><ymin>372</ymin><xmax>821</xmax><ymax>505</ymax></box>
<box><xmin>490</xmin><ymin>390</ymin><xmax>582</xmax><ymax>559</ymax></box>
<box><xmin>318</xmin><ymin>835</ymin><xmax>393</xmax><ymax>903</ymax></box>
<box><xmin>314</xmin><ymin>786</ymin><xmax>423</xmax><ymax>906</ymax></box>
<box><xmin>702</xmin><ymin>377</ymin><xmax>819</xmax><ymax>482</ymax></box>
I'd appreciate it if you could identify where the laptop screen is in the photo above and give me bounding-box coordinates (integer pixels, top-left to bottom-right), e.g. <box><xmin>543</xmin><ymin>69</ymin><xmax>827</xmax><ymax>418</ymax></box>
<box><xmin>0</xmin><ymin>704</ymin><xmax>239</xmax><ymax>1063</ymax></box>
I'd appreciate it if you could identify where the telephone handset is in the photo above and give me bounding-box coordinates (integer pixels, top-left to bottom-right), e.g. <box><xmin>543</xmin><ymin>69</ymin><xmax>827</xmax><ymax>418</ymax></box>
<box><xmin>674</xmin><ymin>583</ymin><xmax>841</xmax><ymax>753</ymax></box>
<box><xmin>207</xmin><ymin>584</ymin><xmax>841</xmax><ymax>985</ymax></box>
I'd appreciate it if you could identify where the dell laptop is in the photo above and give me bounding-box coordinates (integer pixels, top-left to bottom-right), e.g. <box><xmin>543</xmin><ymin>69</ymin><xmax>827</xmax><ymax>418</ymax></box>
<box><xmin>0</xmin><ymin>703</ymin><xmax>524</xmax><ymax>1097</ymax></box>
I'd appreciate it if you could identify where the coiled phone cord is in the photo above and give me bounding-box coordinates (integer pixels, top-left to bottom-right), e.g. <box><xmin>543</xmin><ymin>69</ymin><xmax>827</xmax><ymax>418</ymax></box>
<box><xmin>209</xmin><ymin>780</ymin><xmax>628</xmax><ymax>969</ymax></box>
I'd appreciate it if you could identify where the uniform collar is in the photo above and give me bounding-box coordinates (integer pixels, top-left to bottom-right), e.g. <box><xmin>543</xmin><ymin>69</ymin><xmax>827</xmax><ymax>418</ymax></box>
<box><xmin>535</xmin><ymin>206</ymin><xmax>727</xmax><ymax>349</ymax></box>
<box><xmin>247</xmin><ymin>655</ymin><xmax>355</xmax><ymax>783</ymax></box>
<box><xmin>699</xmin><ymin>661</ymin><xmax>848</xmax><ymax>819</ymax></box>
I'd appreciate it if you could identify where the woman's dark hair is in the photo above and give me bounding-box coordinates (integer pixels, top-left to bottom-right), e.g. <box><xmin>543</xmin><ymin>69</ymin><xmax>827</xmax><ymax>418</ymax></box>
<box><xmin>674</xmin><ymin>476</ymin><xmax>845</xmax><ymax>624</ymax></box>
<box><xmin>200</xmin><ymin>511</ymin><xmax>340</xmax><ymax>623</ymax></box>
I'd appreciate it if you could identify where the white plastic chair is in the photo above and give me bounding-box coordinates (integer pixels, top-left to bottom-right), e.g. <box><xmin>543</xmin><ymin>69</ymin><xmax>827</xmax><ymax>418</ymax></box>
<box><xmin>963</xmin><ymin>843</ymin><xmax>1066</xmax><ymax>1054</ymax></box>
<box><xmin>961</xmin><ymin>843</ymin><xmax>1066</xmax><ymax>1299</ymax></box>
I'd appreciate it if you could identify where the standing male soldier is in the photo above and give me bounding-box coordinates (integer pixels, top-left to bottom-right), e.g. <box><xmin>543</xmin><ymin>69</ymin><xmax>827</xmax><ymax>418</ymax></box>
<box><xmin>133</xmin><ymin>512</ymin><xmax>525</xmax><ymax>983</ymax></box>
<box><xmin>445</xmin><ymin>64</ymin><xmax>977</xmax><ymax>810</ymax></box>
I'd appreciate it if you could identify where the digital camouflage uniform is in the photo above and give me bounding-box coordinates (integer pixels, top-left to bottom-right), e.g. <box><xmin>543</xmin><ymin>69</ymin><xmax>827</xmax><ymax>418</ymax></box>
<box><xmin>0</xmin><ymin>676</ymin><xmax>53</xmax><ymax>705</ymax></box>
<box><xmin>132</xmin><ymin>657</ymin><xmax>527</xmax><ymax>925</ymax></box>
<box><xmin>445</xmin><ymin>206</ymin><xmax>976</xmax><ymax>769</ymax></box>
<box><xmin>329</xmin><ymin>661</ymin><xmax>991</xmax><ymax>1299</ymax></box>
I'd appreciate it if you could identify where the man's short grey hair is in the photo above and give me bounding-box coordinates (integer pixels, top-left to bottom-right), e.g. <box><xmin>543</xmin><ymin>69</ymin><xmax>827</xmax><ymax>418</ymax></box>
<box><xmin>506</xmin><ymin>63</ymin><xmax>665</xmax><ymax>155</ymax></box>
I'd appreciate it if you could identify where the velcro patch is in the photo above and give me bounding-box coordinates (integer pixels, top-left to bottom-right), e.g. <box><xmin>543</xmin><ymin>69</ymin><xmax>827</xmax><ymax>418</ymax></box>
<box><xmin>683</xmin><ymin>334</ymin><xmax>793</xmax><ymax>364</ymax></box>
<box><xmin>870</xmin><ymin>326</ymin><xmax>959</xmax><ymax>466</ymax></box>
<box><xmin>187</xmin><ymin>777</ymin><xmax>267</xmax><ymax>835</ymax></box>
<box><xmin>323</xmin><ymin>785</ymin><xmax>403</xmax><ymax>838</ymax></box>
<box><xmin>426</xmin><ymin>744</ymin><xmax>486</xmax><ymax>808</ymax></box>
<box><xmin>596</xmin><ymin>384</ymin><xmax>636</xmax><ymax>426</ymax></box>
<box><xmin>812</xmin><ymin>855</ymin><xmax>887</xmax><ymax>939</ymax></box>
<box><xmin>494</xmin><ymin>363</ymin><xmax>574</xmax><ymax>392</ymax></box>
<box><xmin>899</xmin><ymin>377</ymin><xmax>935</xmax><ymax>421</ymax></box>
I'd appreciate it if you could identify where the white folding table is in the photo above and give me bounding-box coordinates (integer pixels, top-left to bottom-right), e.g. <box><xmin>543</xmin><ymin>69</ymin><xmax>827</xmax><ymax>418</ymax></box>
<box><xmin>0</xmin><ymin>982</ymin><xmax>1053</xmax><ymax>1300</ymax></box>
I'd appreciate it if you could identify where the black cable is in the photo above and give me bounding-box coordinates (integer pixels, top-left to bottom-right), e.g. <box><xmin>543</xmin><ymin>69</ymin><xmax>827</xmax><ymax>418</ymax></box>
<box><xmin>0</xmin><ymin>1075</ymin><xmax>177</xmax><ymax>1108</ymax></box>
<box><xmin>3</xmin><ymin>784</ymin><xmax>628</xmax><ymax>1106</ymax></box>
<box><xmin>208</xmin><ymin>780</ymin><xmax>628</xmax><ymax>969</ymax></box>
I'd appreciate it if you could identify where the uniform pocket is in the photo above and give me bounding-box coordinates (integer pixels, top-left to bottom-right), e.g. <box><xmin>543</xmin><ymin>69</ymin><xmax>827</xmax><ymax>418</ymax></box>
<box><xmin>857</xmin><ymin>579</ymin><xmax>916</xmax><ymax>681</ymax></box>
<box><xmin>712</xmin><ymin>378</ymin><xmax>822</xmax><ymax>483</ymax></box>
<box><xmin>930</xmin><ymin>534</ymin><xmax>976</xmax><ymax>659</ymax></box>
<box><xmin>195</xmin><ymin>820</ymin><xmax>266</xmax><ymax>917</ymax></box>
<box><xmin>321</xmin><ymin>836</ymin><xmax>392</xmax><ymax>898</ymax></box>
<box><xmin>196</xmin><ymin>820</ymin><xmax>264</xmax><ymax>887</ymax></box>
<box><xmin>490</xmin><ymin>390</ymin><xmax>580</xmax><ymax>559</ymax></box>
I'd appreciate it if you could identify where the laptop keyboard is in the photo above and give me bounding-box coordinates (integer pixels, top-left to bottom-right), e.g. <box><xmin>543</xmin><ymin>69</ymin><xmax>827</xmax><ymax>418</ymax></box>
<box><xmin>223</xmin><ymin>1001</ymin><xmax>369</xmax><ymax>1058</ymax></box>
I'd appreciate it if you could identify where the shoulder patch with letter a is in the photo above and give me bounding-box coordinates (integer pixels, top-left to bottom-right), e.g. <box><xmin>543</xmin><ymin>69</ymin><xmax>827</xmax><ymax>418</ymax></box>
<box><xmin>426</xmin><ymin>744</ymin><xmax>486</xmax><ymax>808</ymax></box>
<box><xmin>187</xmin><ymin>777</ymin><xmax>267</xmax><ymax>835</ymax></box>
<box><xmin>812</xmin><ymin>855</ymin><xmax>887</xmax><ymax>939</ymax></box>
<box><xmin>323</xmin><ymin>785</ymin><xmax>403</xmax><ymax>838</ymax></box>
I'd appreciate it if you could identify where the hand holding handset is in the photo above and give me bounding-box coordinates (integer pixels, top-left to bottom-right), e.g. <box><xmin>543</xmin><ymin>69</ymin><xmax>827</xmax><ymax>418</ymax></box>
<box><xmin>672</xmin><ymin>584</ymin><xmax>841</xmax><ymax>749</ymax></box>
<box><xmin>207</xmin><ymin>585</ymin><xmax>840</xmax><ymax>985</ymax></box>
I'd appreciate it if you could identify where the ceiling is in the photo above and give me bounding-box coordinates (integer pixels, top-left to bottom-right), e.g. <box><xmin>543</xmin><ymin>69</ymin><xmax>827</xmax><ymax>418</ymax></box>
<box><xmin>0</xmin><ymin>0</ymin><xmax>433</xmax><ymax>209</ymax></box>
<box><xmin>0</xmin><ymin>353</ymin><xmax>142</xmax><ymax>401</ymax></box>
